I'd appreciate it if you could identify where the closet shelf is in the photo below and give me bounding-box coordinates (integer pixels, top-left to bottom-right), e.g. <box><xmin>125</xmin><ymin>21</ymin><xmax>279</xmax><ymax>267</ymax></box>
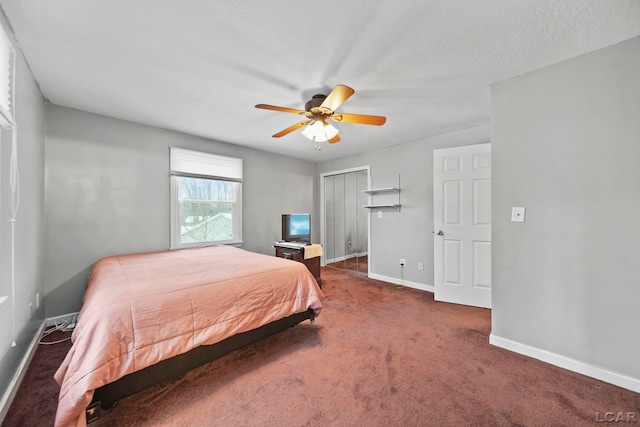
<box><xmin>361</xmin><ymin>187</ymin><xmax>400</xmax><ymax>194</ymax></box>
<box><xmin>362</xmin><ymin>203</ymin><xmax>400</xmax><ymax>209</ymax></box>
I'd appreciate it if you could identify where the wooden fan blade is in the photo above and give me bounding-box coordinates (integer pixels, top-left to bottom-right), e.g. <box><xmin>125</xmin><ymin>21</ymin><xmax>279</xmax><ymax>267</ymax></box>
<box><xmin>320</xmin><ymin>85</ymin><xmax>355</xmax><ymax>112</ymax></box>
<box><xmin>255</xmin><ymin>104</ymin><xmax>305</xmax><ymax>115</ymax></box>
<box><xmin>332</xmin><ymin>112</ymin><xmax>386</xmax><ymax>126</ymax></box>
<box><xmin>328</xmin><ymin>134</ymin><xmax>340</xmax><ymax>144</ymax></box>
<box><xmin>272</xmin><ymin>120</ymin><xmax>311</xmax><ymax>138</ymax></box>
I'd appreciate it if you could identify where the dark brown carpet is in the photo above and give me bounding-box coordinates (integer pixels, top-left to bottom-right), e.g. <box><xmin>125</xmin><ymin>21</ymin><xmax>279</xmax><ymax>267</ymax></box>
<box><xmin>3</xmin><ymin>268</ymin><xmax>639</xmax><ymax>426</ymax></box>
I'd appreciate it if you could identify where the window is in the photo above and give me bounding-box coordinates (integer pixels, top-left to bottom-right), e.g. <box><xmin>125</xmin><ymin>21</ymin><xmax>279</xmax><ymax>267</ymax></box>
<box><xmin>0</xmin><ymin>21</ymin><xmax>16</xmax><ymax>352</ymax></box>
<box><xmin>170</xmin><ymin>147</ymin><xmax>243</xmax><ymax>248</ymax></box>
<box><xmin>0</xmin><ymin>23</ymin><xmax>14</xmax><ymax>129</ymax></box>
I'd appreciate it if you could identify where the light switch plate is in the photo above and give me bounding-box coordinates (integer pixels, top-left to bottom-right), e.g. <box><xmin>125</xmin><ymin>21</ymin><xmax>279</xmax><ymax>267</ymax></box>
<box><xmin>511</xmin><ymin>207</ymin><xmax>526</xmax><ymax>222</ymax></box>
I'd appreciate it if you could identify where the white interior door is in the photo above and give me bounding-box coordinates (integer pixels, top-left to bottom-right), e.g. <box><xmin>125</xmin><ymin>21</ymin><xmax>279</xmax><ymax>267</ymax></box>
<box><xmin>433</xmin><ymin>143</ymin><xmax>491</xmax><ymax>308</ymax></box>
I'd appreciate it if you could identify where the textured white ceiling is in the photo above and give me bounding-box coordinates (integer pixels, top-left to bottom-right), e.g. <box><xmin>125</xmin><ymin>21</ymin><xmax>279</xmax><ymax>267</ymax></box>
<box><xmin>1</xmin><ymin>0</ymin><xmax>639</xmax><ymax>162</ymax></box>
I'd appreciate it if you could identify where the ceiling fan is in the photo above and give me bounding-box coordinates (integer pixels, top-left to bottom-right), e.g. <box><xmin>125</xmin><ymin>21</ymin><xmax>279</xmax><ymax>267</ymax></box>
<box><xmin>255</xmin><ymin>84</ymin><xmax>386</xmax><ymax>144</ymax></box>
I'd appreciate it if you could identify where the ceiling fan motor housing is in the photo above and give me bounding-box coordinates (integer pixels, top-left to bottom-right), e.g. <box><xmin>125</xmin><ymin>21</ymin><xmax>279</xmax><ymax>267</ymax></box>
<box><xmin>305</xmin><ymin>94</ymin><xmax>327</xmax><ymax>112</ymax></box>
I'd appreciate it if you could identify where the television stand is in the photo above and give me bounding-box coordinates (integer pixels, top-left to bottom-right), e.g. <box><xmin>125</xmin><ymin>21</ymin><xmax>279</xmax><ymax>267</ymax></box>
<box><xmin>274</xmin><ymin>242</ymin><xmax>321</xmax><ymax>287</ymax></box>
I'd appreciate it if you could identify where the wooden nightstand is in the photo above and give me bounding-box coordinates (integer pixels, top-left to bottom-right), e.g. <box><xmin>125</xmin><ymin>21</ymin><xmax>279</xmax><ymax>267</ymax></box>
<box><xmin>274</xmin><ymin>243</ymin><xmax>321</xmax><ymax>286</ymax></box>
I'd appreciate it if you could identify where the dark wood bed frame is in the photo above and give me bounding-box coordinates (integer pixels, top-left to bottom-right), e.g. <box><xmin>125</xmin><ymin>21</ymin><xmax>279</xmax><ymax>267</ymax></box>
<box><xmin>86</xmin><ymin>308</ymin><xmax>315</xmax><ymax>422</ymax></box>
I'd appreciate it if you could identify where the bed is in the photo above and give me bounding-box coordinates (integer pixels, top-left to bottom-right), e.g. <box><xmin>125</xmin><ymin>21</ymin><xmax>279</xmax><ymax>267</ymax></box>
<box><xmin>53</xmin><ymin>245</ymin><xmax>324</xmax><ymax>427</ymax></box>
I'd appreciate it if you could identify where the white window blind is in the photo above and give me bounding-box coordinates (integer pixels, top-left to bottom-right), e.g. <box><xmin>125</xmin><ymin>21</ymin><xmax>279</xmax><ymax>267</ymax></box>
<box><xmin>170</xmin><ymin>147</ymin><xmax>243</xmax><ymax>181</ymax></box>
<box><xmin>169</xmin><ymin>147</ymin><xmax>243</xmax><ymax>248</ymax></box>
<box><xmin>0</xmin><ymin>23</ymin><xmax>13</xmax><ymax>129</ymax></box>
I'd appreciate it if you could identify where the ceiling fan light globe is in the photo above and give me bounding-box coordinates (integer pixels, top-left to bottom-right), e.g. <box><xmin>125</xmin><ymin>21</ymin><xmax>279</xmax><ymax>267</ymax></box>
<box><xmin>324</xmin><ymin>122</ymin><xmax>339</xmax><ymax>140</ymax></box>
<box><xmin>300</xmin><ymin>121</ymin><xmax>324</xmax><ymax>141</ymax></box>
<box><xmin>301</xmin><ymin>120</ymin><xmax>338</xmax><ymax>142</ymax></box>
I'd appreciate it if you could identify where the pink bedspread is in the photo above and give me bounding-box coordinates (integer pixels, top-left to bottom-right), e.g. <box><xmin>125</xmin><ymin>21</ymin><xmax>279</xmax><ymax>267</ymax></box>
<box><xmin>54</xmin><ymin>245</ymin><xmax>324</xmax><ymax>427</ymax></box>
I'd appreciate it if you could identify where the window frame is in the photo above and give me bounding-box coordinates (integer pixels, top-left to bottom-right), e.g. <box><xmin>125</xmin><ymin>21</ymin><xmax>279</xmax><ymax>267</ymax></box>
<box><xmin>169</xmin><ymin>147</ymin><xmax>243</xmax><ymax>249</ymax></box>
<box><xmin>0</xmin><ymin>22</ymin><xmax>14</xmax><ymax>129</ymax></box>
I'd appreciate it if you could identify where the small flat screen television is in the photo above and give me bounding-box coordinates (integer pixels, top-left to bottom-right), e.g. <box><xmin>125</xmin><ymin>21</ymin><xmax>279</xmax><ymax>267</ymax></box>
<box><xmin>282</xmin><ymin>213</ymin><xmax>311</xmax><ymax>243</ymax></box>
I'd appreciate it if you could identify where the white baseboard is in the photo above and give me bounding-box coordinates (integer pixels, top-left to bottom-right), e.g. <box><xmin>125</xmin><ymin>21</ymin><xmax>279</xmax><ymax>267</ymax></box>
<box><xmin>489</xmin><ymin>333</ymin><xmax>640</xmax><ymax>393</ymax></box>
<box><xmin>46</xmin><ymin>312</ymin><xmax>79</xmax><ymax>327</ymax></box>
<box><xmin>324</xmin><ymin>256</ymin><xmax>345</xmax><ymax>264</ymax></box>
<box><xmin>368</xmin><ymin>272</ymin><xmax>434</xmax><ymax>293</ymax></box>
<box><xmin>324</xmin><ymin>252</ymin><xmax>367</xmax><ymax>266</ymax></box>
<box><xmin>0</xmin><ymin>320</ymin><xmax>46</xmax><ymax>423</ymax></box>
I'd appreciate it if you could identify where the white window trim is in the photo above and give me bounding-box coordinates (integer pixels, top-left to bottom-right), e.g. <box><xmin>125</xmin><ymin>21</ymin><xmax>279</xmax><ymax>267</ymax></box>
<box><xmin>0</xmin><ymin>19</ymin><xmax>18</xmax><ymax>352</ymax></box>
<box><xmin>0</xmin><ymin>22</ymin><xmax>14</xmax><ymax>129</ymax></box>
<box><xmin>169</xmin><ymin>147</ymin><xmax>243</xmax><ymax>249</ymax></box>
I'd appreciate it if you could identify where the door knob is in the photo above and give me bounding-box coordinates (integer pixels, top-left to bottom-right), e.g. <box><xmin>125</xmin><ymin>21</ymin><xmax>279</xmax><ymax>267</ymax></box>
<box><xmin>435</xmin><ymin>230</ymin><xmax>444</xmax><ymax>236</ymax></box>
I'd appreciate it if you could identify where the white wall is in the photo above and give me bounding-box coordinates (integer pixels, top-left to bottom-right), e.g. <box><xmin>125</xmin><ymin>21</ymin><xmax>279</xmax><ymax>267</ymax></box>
<box><xmin>491</xmin><ymin>36</ymin><xmax>640</xmax><ymax>389</ymax></box>
<box><xmin>44</xmin><ymin>105</ymin><xmax>318</xmax><ymax>317</ymax></box>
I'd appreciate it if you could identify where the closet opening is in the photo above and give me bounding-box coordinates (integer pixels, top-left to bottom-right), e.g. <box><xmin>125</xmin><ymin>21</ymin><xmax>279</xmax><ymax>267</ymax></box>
<box><xmin>320</xmin><ymin>167</ymin><xmax>369</xmax><ymax>276</ymax></box>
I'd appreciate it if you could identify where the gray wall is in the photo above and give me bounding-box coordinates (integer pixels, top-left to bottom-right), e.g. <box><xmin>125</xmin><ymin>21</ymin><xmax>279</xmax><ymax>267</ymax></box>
<box><xmin>491</xmin><ymin>37</ymin><xmax>640</xmax><ymax>380</ymax></box>
<box><xmin>319</xmin><ymin>126</ymin><xmax>489</xmax><ymax>287</ymax></box>
<box><xmin>0</xmin><ymin>18</ymin><xmax>46</xmax><ymax>403</ymax></box>
<box><xmin>44</xmin><ymin>105</ymin><xmax>318</xmax><ymax>317</ymax></box>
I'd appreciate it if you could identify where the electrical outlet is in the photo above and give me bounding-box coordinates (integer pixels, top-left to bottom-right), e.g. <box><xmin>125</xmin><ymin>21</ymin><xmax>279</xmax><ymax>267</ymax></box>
<box><xmin>418</xmin><ymin>262</ymin><xmax>424</xmax><ymax>270</ymax></box>
<box><xmin>36</xmin><ymin>293</ymin><xmax>40</xmax><ymax>310</ymax></box>
<box><xmin>400</xmin><ymin>259</ymin><xmax>406</xmax><ymax>267</ymax></box>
